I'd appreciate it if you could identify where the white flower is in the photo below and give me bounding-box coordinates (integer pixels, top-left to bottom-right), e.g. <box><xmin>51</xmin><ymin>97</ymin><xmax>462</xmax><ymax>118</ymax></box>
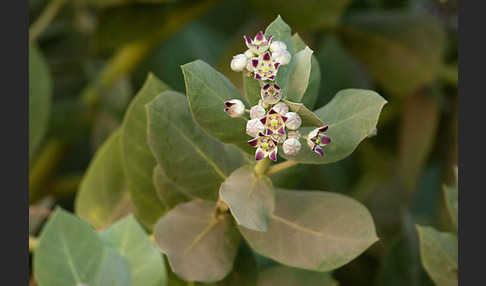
<box><xmin>283</xmin><ymin>138</ymin><xmax>301</xmax><ymax>156</ymax></box>
<box><xmin>244</xmin><ymin>49</ymin><xmax>254</xmax><ymax>59</ymax></box>
<box><xmin>284</xmin><ymin>112</ymin><xmax>302</xmax><ymax>130</ymax></box>
<box><xmin>306</xmin><ymin>126</ymin><xmax>331</xmax><ymax>157</ymax></box>
<box><xmin>270</xmin><ymin>41</ymin><xmax>287</xmax><ymax>53</ymax></box>
<box><xmin>250</xmin><ymin>105</ymin><xmax>266</xmax><ymax>119</ymax></box>
<box><xmin>261</xmin><ymin>83</ymin><xmax>282</xmax><ymax>105</ymax></box>
<box><xmin>272</xmin><ymin>102</ymin><xmax>289</xmax><ymax>115</ymax></box>
<box><xmin>224</xmin><ymin>99</ymin><xmax>245</xmax><ymax>118</ymax></box>
<box><xmin>246</xmin><ymin>119</ymin><xmax>265</xmax><ymax>137</ymax></box>
<box><xmin>272</xmin><ymin>50</ymin><xmax>291</xmax><ymax>65</ymax></box>
<box><xmin>230</xmin><ymin>54</ymin><xmax>248</xmax><ymax>72</ymax></box>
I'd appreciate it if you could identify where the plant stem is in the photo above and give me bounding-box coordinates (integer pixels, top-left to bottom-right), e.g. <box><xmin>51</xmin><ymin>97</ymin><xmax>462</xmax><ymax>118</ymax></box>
<box><xmin>29</xmin><ymin>236</ymin><xmax>39</xmax><ymax>252</ymax></box>
<box><xmin>266</xmin><ymin>160</ymin><xmax>299</xmax><ymax>175</ymax></box>
<box><xmin>29</xmin><ymin>0</ymin><xmax>67</xmax><ymax>42</ymax></box>
<box><xmin>254</xmin><ymin>158</ymin><xmax>271</xmax><ymax>175</ymax></box>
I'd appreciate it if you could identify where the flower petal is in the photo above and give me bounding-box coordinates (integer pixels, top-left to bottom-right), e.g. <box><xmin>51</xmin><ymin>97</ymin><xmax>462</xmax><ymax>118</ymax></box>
<box><xmin>244</xmin><ymin>35</ymin><xmax>252</xmax><ymax>45</ymax></box>
<box><xmin>320</xmin><ymin>135</ymin><xmax>331</xmax><ymax>145</ymax></box>
<box><xmin>255</xmin><ymin>149</ymin><xmax>265</xmax><ymax>161</ymax></box>
<box><xmin>269</xmin><ymin>149</ymin><xmax>277</xmax><ymax>161</ymax></box>
<box><xmin>255</xmin><ymin>31</ymin><xmax>264</xmax><ymax>41</ymax></box>
<box><xmin>319</xmin><ymin>125</ymin><xmax>329</xmax><ymax>132</ymax></box>
<box><xmin>263</xmin><ymin>51</ymin><xmax>271</xmax><ymax>61</ymax></box>
<box><xmin>313</xmin><ymin>145</ymin><xmax>323</xmax><ymax>157</ymax></box>
<box><xmin>260</xmin><ymin>116</ymin><xmax>267</xmax><ymax>125</ymax></box>
<box><xmin>248</xmin><ymin>138</ymin><xmax>258</xmax><ymax>147</ymax></box>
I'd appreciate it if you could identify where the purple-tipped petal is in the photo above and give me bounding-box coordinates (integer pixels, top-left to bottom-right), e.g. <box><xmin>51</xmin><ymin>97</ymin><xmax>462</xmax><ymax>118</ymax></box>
<box><xmin>274</xmin><ymin>84</ymin><xmax>281</xmax><ymax>90</ymax></box>
<box><xmin>258</xmin><ymin>132</ymin><xmax>265</xmax><ymax>137</ymax></box>
<box><xmin>320</xmin><ymin>135</ymin><xmax>331</xmax><ymax>145</ymax></box>
<box><xmin>244</xmin><ymin>35</ymin><xmax>252</xmax><ymax>45</ymax></box>
<box><xmin>224</xmin><ymin>101</ymin><xmax>235</xmax><ymax>107</ymax></box>
<box><xmin>268</xmin><ymin>75</ymin><xmax>275</xmax><ymax>81</ymax></box>
<box><xmin>256</xmin><ymin>31</ymin><xmax>264</xmax><ymax>41</ymax></box>
<box><xmin>255</xmin><ymin>149</ymin><xmax>265</xmax><ymax>161</ymax></box>
<box><xmin>268</xmin><ymin>109</ymin><xmax>277</xmax><ymax>115</ymax></box>
<box><xmin>224</xmin><ymin>107</ymin><xmax>229</xmax><ymax>112</ymax></box>
<box><xmin>248</xmin><ymin>138</ymin><xmax>258</xmax><ymax>147</ymax></box>
<box><xmin>251</xmin><ymin>58</ymin><xmax>259</xmax><ymax>68</ymax></box>
<box><xmin>281</xmin><ymin>115</ymin><xmax>288</xmax><ymax>122</ymax></box>
<box><xmin>263</xmin><ymin>83</ymin><xmax>270</xmax><ymax>90</ymax></box>
<box><xmin>274</xmin><ymin>62</ymin><xmax>280</xmax><ymax>69</ymax></box>
<box><xmin>313</xmin><ymin>146</ymin><xmax>323</xmax><ymax>157</ymax></box>
<box><xmin>267</xmin><ymin>35</ymin><xmax>273</xmax><ymax>44</ymax></box>
<box><xmin>263</xmin><ymin>51</ymin><xmax>271</xmax><ymax>61</ymax></box>
<box><xmin>278</xmin><ymin>127</ymin><xmax>285</xmax><ymax>135</ymax></box>
<box><xmin>266</xmin><ymin>129</ymin><xmax>274</xmax><ymax>135</ymax></box>
<box><xmin>272</xmin><ymin>138</ymin><xmax>278</xmax><ymax>145</ymax></box>
<box><xmin>269</xmin><ymin>150</ymin><xmax>277</xmax><ymax>161</ymax></box>
<box><xmin>319</xmin><ymin>125</ymin><xmax>329</xmax><ymax>132</ymax></box>
<box><xmin>260</xmin><ymin>116</ymin><xmax>266</xmax><ymax>124</ymax></box>
<box><xmin>254</xmin><ymin>73</ymin><xmax>262</xmax><ymax>80</ymax></box>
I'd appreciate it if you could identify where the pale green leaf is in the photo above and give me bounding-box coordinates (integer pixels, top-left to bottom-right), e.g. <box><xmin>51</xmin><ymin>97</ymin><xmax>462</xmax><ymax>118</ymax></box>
<box><xmin>292</xmin><ymin>34</ymin><xmax>321</xmax><ymax>109</ymax></box>
<box><xmin>29</xmin><ymin>43</ymin><xmax>52</xmax><ymax>160</ymax></box>
<box><xmin>257</xmin><ymin>265</ymin><xmax>338</xmax><ymax>286</ymax></box>
<box><xmin>34</xmin><ymin>208</ymin><xmax>131</xmax><ymax>286</ymax></box>
<box><xmin>181</xmin><ymin>60</ymin><xmax>252</xmax><ymax>153</ymax></box>
<box><xmin>154</xmin><ymin>200</ymin><xmax>241</xmax><ymax>282</ymax></box>
<box><xmin>147</xmin><ymin>91</ymin><xmax>231</xmax><ymax>200</ymax></box>
<box><xmin>239</xmin><ymin>189</ymin><xmax>378</xmax><ymax>272</ymax></box>
<box><xmin>282</xmin><ymin>99</ymin><xmax>323</xmax><ymax>127</ymax></box>
<box><xmin>121</xmin><ymin>73</ymin><xmax>170</xmax><ymax>230</ymax></box>
<box><xmin>281</xmin><ymin>89</ymin><xmax>387</xmax><ymax>164</ymax></box>
<box><xmin>75</xmin><ymin>129</ymin><xmax>134</xmax><ymax>230</ymax></box>
<box><xmin>286</xmin><ymin>47</ymin><xmax>313</xmax><ymax>103</ymax></box>
<box><xmin>220</xmin><ymin>166</ymin><xmax>275</xmax><ymax>231</ymax></box>
<box><xmin>416</xmin><ymin>225</ymin><xmax>458</xmax><ymax>286</ymax></box>
<box><xmin>101</xmin><ymin>215</ymin><xmax>167</xmax><ymax>286</ymax></box>
<box><xmin>153</xmin><ymin>164</ymin><xmax>192</xmax><ymax>209</ymax></box>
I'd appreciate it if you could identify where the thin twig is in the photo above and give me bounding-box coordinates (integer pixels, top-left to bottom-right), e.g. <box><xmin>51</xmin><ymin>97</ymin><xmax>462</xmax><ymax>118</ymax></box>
<box><xmin>266</xmin><ymin>160</ymin><xmax>299</xmax><ymax>175</ymax></box>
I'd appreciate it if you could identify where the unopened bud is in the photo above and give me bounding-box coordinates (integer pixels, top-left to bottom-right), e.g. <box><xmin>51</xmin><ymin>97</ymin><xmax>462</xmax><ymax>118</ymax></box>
<box><xmin>283</xmin><ymin>138</ymin><xmax>301</xmax><ymax>156</ymax></box>
<box><xmin>230</xmin><ymin>54</ymin><xmax>248</xmax><ymax>72</ymax></box>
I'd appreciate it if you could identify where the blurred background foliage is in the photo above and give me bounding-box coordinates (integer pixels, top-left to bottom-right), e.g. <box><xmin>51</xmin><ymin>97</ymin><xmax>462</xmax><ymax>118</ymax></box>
<box><xmin>29</xmin><ymin>0</ymin><xmax>457</xmax><ymax>285</ymax></box>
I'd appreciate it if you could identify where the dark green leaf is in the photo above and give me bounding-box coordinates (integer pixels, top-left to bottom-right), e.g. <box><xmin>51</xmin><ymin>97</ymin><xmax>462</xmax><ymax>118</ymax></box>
<box><xmin>181</xmin><ymin>60</ymin><xmax>252</xmax><ymax>153</ymax></box>
<box><xmin>220</xmin><ymin>166</ymin><xmax>275</xmax><ymax>231</ymax></box>
<box><xmin>257</xmin><ymin>265</ymin><xmax>338</xmax><ymax>286</ymax></box>
<box><xmin>153</xmin><ymin>164</ymin><xmax>192</xmax><ymax>207</ymax></box>
<box><xmin>281</xmin><ymin>89</ymin><xmax>387</xmax><ymax>164</ymax></box>
<box><xmin>75</xmin><ymin>129</ymin><xmax>134</xmax><ymax>230</ymax></box>
<box><xmin>29</xmin><ymin>43</ymin><xmax>52</xmax><ymax>160</ymax></box>
<box><xmin>121</xmin><ymin>74</ymin><xmax>171</xmax><ymax>229</ymax></box>
<box><xmin>416</xmin><ymin>225</ymin><xmax>458</xmax><ymax>286</ymax></box>
<box><xmin>154</xmin><ymin>200</ymin><xmax>241</xmax><ymax>282</ymax></box>
<box><xmin>147</xmin><ymin>91</ymin><xmax>231</xmax><ymax>200</ymax></box>
<box><xmin>443</xmin><ymin>166</ymin><xmax>458</xmax><ymax>231</ymax></box>
<box><xmin>240</xmin><ymin>189</ymin><xmax>378</xmax><ymax>272</ymax></box>
<box><xmin>101</xmin><ymin>215</ymin><xmax>167</xmax><ymax>286</ymax></box>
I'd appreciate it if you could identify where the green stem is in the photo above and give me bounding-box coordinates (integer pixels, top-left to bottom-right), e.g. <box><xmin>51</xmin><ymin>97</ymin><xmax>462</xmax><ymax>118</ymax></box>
<box><xmin>266</xmin><ymin>160</ymin><xmax>299</xmax><ymax>175</ymax></box>
<box><xmin>254</xmin><ymin>158</ymin><xmax>271</xmax><ymax>175</ymax></box>
<box><xmin>29</xmin><ymin>0</ymin><xmax>67</xmax><ymax>42</ymax></box>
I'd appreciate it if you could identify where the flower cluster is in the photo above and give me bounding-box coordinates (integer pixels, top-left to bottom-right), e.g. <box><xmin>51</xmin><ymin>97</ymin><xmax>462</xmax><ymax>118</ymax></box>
<box><xmin>225</xmin><ymin>31</ymin><xmax>330</xmax><ymax>161</ymax></box>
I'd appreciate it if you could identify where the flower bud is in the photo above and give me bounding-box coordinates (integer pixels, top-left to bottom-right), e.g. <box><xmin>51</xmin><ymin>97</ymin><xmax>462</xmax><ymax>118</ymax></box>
<box><xmin>284</xmin><ymin>112</ymin><xmax>302</xmax><ymax>130</ymax></box>
<box><xmin>283</xmin><ymin>137</ymin><xmax>301</xmax><ymax>156</ymax></box>
<box><xmin>250</xmin><ymin>105</ymin><xmax>266</xmax><ymax>119</ymax></box>
<box><xmin>270</xmin><ymin>41</ymin><xmax>287</xmax><ymax>53</ymax></box>
<box><xmin>272</xmin><ymin>50</ymin><xmax>291</xmax><ymax>65</ymax></box>
<box><xmin>272</xmin><ymin>102</ymin><xmax>289</xmax><ymax>115</ymax></box>
<box><xmin>246</xmin><ymin>119</ymin><xmax>265</xmax><ymax>138</ymax></box>
<box><xmin>230</xmin><ymin>54</ymin><xmax>248</xmax><ymax>72</ymax></box>
<box><xmin>244</xmin><ymin>49</ymin><xmax>254</xmax><ymax>59</ymax></box>
<box><xmin>224</xmin><ymin>99</ymin><xmax>245</xmax><ymax>118</ymax></box>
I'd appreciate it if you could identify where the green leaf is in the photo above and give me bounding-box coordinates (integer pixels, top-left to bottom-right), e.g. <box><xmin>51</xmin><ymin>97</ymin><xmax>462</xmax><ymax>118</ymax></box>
<box><xmin>281</xmin><ymin>89</ymin><xmax>387</xmax><ymax>164</ymax></box>
<box><xmin>339</xmin><ymin>11</ymin><xmax>446</xmax><ymax>96</ymax></box>
<box><xmin>242</xmin><ymin>74</ymin><xmax>262</xmax><ymax>107</ymax></box>
<box><xmin>416</xmin><ymin>225</ymin><xmax>458</xmax><ymax>286</ymax></box>
<box><xmin>101</xmin><ymin>215</ymin><xmax>167</xmax><ymax>286</ymax></box>
<box><xmin>282</xmin><ymin>99</ymin><xmax>324</xmax><ymax>127</ymax></box>
<box><xmin>286</xmin><ymin>47</ymin><xmax>313</xmax><ymax>103</ymax></box>
<box><xmin>220</xmin><ymin>166</ymin><xmax>275</xmax><ymax>231</ymax></box>
<box><xmin>153</xmin><ymin>164</ymin><xmax>193</xmax><ymax>209</ymax></box>
<box><xmin>121</xmin><ymin>73</ymin><xmax>170</xmax><ymax>229</ymax></box>
<box><xmin>443</xmin><ymin>166</ymin><xmax>458</xmax><ymax>231</ymax></box>
<box><xmin>75</xmin><ymin>129</ymin><xmax>134</xmax><ymax>230</ymax></box>
<box><xmin>292</xmin><ymin>34</ymin><xmax>321</xmax><ymax>110</ymax></box>
<box><xmin>217</xmin><ymin>243</ymin><xmax>259</xmax><ymax>286</ymax></box>
<box><xmin>181</xmin><ymin>60</ymin><xmax>252</xmax><ymax>153</ymax></box>
<box><xmin>34</xmin><ymin>208</ymin><xmax>131</xmax><ymax>286</ymax></box>
<box><xmin>147</xmin><ymin>91</ymin><xmax>231</xmax><ymax>200</ymax></box>
<box><xmin>257</xmin><ymin>265</ymin><xmax>338</xmax><ymax>286</ymax></box>
<box><xmin>239</xmin><ymin>189</ymin><xmax>378</xmax><ymax>272</ymax></box>
<box><xmin>29</xmin><ymin>43</ymin><xmax>52</xmax><ymax>160</ymax></box>
<box><xmin>265</xmin><ymin>16</ymin><xmax>296</xmax><ymax>98</ymax></box>
<box><xmin>154</xmin><ymin>200</ymin><xmax>241</xmax><ymax>282</ymax></box>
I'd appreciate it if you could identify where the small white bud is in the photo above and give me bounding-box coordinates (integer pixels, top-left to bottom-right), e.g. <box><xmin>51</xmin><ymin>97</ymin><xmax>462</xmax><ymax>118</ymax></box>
<box><xmin>273</xmin><ymin>102</ymin><xmax>289</xmax><ymax>115</ymax></box>
<box><xmin>230</xmin><ymin>54</ymin><xmax>248</xmax><ymax>72</ymax></box>
<box><xmin>246</xmin><ymin>118</ymin><xmax>265</xmax><ymax>137</ymax></box>
<box><xmin>284</xmin><ymin>112</ymin><xmax>302</xmax><ymax>130</ymax></box>
<box><xmin>273</xmin><ymin>50</ymin><xmax>291</xmax><ymax>65</ymax></box>
<box><xmin>250</xmin><ymin>105</ymin><xmax>266</xmax><ymax>119</ymax></box>
<box><xmin>283</xmin><ymin>138</ymin><xmax>301</xmax><ymax>156</ymax></box>
<box><xmin>224</xmin><ymin>99</ymin><xmax>245</xmax><ymax>118</ymax></box>
<box><xmin>270</xmin><ymin>41</ymin><xmax>287</xmax><ymax>53</ymax></box>
<box><xmin>244</xmin><ymin>49</ymin><xmax>254</xmax><ymax>59</ymax></box>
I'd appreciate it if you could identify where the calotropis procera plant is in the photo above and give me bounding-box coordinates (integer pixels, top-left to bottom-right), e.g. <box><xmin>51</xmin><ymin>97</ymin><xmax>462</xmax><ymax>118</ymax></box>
<box><xmin>34</xmin><ymin>16</ymin><xmax>387</xmax><ymax>285</ymax></box>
